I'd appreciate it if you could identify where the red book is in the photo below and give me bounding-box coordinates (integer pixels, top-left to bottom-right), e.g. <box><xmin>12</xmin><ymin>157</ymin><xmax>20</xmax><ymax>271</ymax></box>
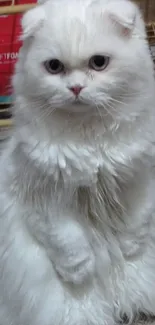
<box><xmin>0</xmin><ymin>0</ymin><xmax>37</xmax><ymax>103</ymax></box>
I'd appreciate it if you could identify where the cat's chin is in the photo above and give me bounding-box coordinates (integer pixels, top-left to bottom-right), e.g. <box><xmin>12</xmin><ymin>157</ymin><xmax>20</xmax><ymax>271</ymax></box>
<box><xmin>59</xmin><ymin>101</ymin><xmax>93</xmax><ymax>114</ymax></box>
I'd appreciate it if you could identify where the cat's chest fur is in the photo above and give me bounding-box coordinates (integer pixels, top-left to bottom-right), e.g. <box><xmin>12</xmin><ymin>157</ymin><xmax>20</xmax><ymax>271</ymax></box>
<box><xmin>11</xmin><ymin>133</ymin><xmax>150</xmax><ymax>260</ymax></box>
<box><xmin>22</xmin><ymin>138</ymin><xmax>105</xmax><ymax>186</ymax></box>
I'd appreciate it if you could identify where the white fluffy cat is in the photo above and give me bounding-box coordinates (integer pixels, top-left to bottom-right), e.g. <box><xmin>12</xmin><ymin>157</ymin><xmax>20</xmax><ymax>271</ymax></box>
<box><xmin>0</xmin><ymin>0</ymin><xmax>155</xmax><ymax>324</ymax></box>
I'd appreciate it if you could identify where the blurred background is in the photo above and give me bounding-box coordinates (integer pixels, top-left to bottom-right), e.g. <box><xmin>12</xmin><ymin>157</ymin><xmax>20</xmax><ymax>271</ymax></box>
<box><xmin>135</xmin><ymin>0</ymin><xmax>155</xmax><ymax>22</ymax></box>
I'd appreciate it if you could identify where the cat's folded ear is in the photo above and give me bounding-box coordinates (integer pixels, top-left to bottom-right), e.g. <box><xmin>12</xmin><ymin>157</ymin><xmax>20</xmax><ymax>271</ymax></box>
<box><xmin>21</xmin><ymin>5</ymin><xmax>46</xmax><ymax>39</ymax></box>
<box><xmin>105</xmin><ymin>0</ymin><xmax>139</xmax><ymax>35</ymax></box>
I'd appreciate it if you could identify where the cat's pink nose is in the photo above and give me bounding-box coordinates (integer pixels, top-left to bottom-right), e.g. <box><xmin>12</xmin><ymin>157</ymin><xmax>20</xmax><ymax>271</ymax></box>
<box><xmin>69</xmin><ymin>86</ymin><xmax>83</xmax><ymax>96</ymax></box>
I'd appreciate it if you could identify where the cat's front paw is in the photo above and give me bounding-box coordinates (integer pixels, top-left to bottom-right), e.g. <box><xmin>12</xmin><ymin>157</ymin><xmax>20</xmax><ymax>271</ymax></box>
<box><xmin>55</xmin><ymin>251</ymin><xmax>95</xmax><ymax>285</ymax></box>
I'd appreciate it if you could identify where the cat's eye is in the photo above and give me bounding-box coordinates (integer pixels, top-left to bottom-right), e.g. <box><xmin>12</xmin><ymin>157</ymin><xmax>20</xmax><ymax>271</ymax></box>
<box><xmin>89</xmin><ymin>55</ymin><xmax>110</xmax><ymax>71</ymax></box>
<box><xmin>44</xmin><ymin>59</ymin><xmax>64</xmax><ymax>74</ymax></box>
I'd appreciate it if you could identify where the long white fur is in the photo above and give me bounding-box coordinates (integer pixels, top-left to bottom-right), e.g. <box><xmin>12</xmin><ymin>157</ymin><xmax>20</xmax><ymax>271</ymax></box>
<box><xmin>0</xmin><ymin>0</ymin><xmax>155</xmax><ymax>324</ymax></box>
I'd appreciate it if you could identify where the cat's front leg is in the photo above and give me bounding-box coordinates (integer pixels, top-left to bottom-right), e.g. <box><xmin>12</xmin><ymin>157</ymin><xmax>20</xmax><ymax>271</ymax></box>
<box><xmin>47</xmin><ymin>219</ymin><xmax>95</xmax><ymax>285</ymax></box>
<box><xmin>26</xmin><ymin>206</ymin><xmax>95</xmax><ymax>285</ymax></box>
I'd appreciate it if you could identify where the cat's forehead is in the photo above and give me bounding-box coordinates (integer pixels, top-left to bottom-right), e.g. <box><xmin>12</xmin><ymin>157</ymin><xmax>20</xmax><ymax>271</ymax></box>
<box><xmin>25</xmin><ymin>0</ymin><xmax>144</xmax><ymax>66</ymax></box>
<box><xmin>44</xmin><ymin>0</ymin><xmax>106</xmax><ymax>36</ymax></box>
<box><xmin>36</xmin><ymin>0</ymin><xmax>118</xmax><ymax>62</ymax></box>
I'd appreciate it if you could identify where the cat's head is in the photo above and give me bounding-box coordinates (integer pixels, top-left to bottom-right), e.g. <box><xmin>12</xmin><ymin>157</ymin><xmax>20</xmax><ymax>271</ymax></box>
<box><xmin>13</xmin><ymin>0</ymin><xmax>154</xmax><ymax>125</ymax></box>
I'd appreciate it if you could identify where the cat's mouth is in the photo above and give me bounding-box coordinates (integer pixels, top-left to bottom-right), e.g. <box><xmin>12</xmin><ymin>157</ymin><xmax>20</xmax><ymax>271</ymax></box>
<box><xmin>53</xmin><ymin>96</ymin><xmax>93</xmax><ymax>113</ymax></box>
<box><xmin>66</xmin><ymin>97</ymin><xmax>93</xmax><ymax>113</ymax></box>
<box><xmin>73</xmin><ymin>97</ymin><xmax>82</xmax><ymax>104</ymax></box>
<box><xmin>72</xmin><ymin>97</ymin><xmax>89</xmax><ymax>106</ymax></box>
